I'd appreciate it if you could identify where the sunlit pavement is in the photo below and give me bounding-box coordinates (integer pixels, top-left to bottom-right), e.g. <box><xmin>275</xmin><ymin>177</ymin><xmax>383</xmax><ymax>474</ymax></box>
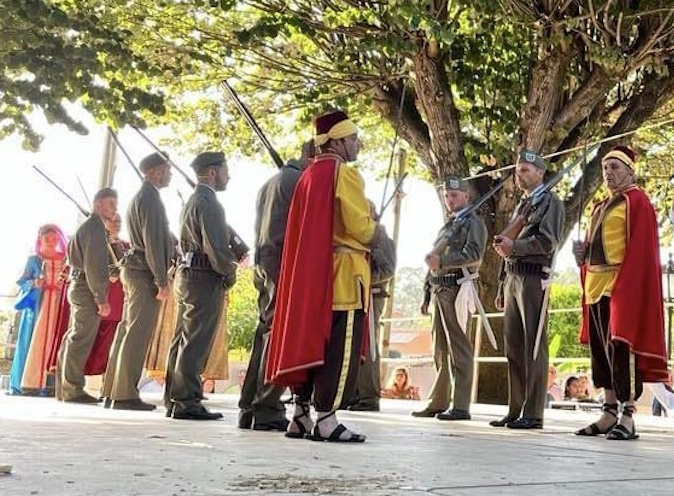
<box><xmin>1</xmin><ymin>393</ymin><xmax>673</xmax><ymax>495</ymax></box>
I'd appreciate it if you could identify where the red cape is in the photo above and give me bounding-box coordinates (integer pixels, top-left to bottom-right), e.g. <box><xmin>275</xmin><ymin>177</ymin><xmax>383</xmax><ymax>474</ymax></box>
<box><xmin>580</xmin><ymin>187</ymin><xmax>668</xmax><ymax>382</ymax></box>
<box><xmin>265</xmin><ymin>155</ymin><xmax>337</xmax><ymax>387</ymax></box>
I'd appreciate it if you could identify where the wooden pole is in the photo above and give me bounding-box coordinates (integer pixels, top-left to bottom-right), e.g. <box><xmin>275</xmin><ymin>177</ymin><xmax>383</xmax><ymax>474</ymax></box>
<box><xmin>99</xmin><ymin>127</ymin><xmax>117</xmax><ymax>189</ymax></box>
<box><xmin>380</xmin><ymin>148</ymin><xmax>407</xmax><ymax>361</ymax></box>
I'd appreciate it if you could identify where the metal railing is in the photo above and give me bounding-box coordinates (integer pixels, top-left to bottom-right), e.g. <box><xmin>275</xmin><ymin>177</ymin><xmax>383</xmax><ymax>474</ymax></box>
<box><xmin>380</xmin><ymin>302</ymin><xmax>674</xmax><ymax>403</ymax></box>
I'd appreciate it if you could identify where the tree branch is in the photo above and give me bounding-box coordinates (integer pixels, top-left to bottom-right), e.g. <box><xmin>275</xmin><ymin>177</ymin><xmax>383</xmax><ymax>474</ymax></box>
<box><xmin>563</xmin><ymin>64</ymin><xmax>674</xmax><ymax>238</ymax></box>
<box><xmin>520</xmin><ymin>45</ymin><xmax>570</xmax><ymax>152</ymax></box>
<box><xmin>373</xmin><ymin>82</ymin><xmax>432</xmax><ymax>168</ymax></box>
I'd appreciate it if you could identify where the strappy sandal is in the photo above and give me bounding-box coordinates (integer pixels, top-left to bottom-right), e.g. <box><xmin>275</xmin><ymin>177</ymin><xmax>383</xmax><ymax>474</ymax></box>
<box><xmin>285</xmin><ymin>402</ymin><xmax>313</xmax><ymax>439</ymax></box>
<box><xmin>575</xmin><ymin>403</ymin><xmax>618</xmax><ymax>436</ymax></box>
<box><xmin>606</xmin><ymin>404</ymin><xmax>639</xmax><ymax>441</ymax></box>
<box><xmin>305</xmin><ymin>412</ymin><xmax>366</xmax><ymax>443</ymax></box>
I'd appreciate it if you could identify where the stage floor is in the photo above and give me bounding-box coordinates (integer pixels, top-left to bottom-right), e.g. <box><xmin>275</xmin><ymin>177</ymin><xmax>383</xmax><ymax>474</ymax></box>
<box><xmin>1</xmin><ymin>394</ymin><xmax>673</xmax><ymax>495</ymax></box>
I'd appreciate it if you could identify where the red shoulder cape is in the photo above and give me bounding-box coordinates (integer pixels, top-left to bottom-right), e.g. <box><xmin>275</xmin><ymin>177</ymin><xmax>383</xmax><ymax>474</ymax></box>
<box><xmin>580</xmin><ymin>187</ymin><xmax>668</xmax><ymax>382</ymax></box>
<box><xmin>265</xmin><ymin>156</ymin><xmax>337</xmax><ymax>387</ymax></box>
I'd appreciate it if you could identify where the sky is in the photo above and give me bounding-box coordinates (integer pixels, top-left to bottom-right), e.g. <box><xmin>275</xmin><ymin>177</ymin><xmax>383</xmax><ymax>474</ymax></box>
<box><xmin>5</xmin><ymin>106</ymin><xmax>671</xmax><ymax>298</ymax></box>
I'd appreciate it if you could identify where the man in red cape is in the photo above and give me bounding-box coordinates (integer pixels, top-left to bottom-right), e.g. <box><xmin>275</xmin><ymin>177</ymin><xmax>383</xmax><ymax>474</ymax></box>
<box><xmin>573</xmin><ymin>145</ymin><xmax>668</xmax><ymax>441</ymax></box>
<box><xmin>265</xmin><ymin>109</ymin><xmax>380</xmax><ymax>443</ymax></box>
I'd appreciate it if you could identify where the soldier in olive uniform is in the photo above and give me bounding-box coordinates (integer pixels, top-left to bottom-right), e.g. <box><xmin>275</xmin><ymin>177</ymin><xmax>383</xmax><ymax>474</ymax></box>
<box><xmin>492</xmin><ymin>150</ymin><xmax>564</xmax><ymax>430</ymax></box>
<box><xmin>56</xmin><ymin>188</ymin><xmax>118</xmax><ymax>403</ymax></box>
<box><xmin>350</xmin><ymin>201</ymin><xmax>396</xmax><ymax>412</ymax></box>
<box><xmin>103</xmin><ymin>152</ymin><xmax>175</xmax><ymax>411</ymax></box>
<box><xmin>412</xmin><ymin>176</ymin><xmax>487</xmax><ymax>420</ymax></box>
<box><xmin>164</xmin><ymin>152</ymin><xmax>238</xmax><ymax>420</ymax></box>
<box><xmin>238</xmin><ymin>141</ymin><xmax>314</xmax><ymax>431</ymax></box>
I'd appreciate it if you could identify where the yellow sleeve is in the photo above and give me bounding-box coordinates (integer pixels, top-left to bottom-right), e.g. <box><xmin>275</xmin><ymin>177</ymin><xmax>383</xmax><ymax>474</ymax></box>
<box><xmin>335</xmin><ymin>165</ymin><xmax>376</xmax><ymax>245</ymax></box>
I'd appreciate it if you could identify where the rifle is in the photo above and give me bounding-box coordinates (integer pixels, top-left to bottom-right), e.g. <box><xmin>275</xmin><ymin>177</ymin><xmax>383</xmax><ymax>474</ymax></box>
<box><xmin>221</xmin><ymin>80</ymin><xmax>284</xmax><ymax>169</ymax></box>
<box><xmin>108</xmin><ymin>127</ymin><xmax>143</xmax><ymax>180</ymax></box>
<box><xmin>33</xmin><ymin>165</ymin><xmax>90</xmax><ymax>216</ymax></box>
<box><xmin>498</xmin><ymin>144</ymin><xmax>600</xmax><ymax>241</ymax></box>
<box><xmin>380</xmin><ymin>172</ymin><xmax>408</xmax><ymax>218</ymax></box>
<box><xmin>32</xmin><ymin>165</ymin><xmax>119</xmax><ymax>264</ymax></box>
<box><xmin>425</xmin><ymin>175</ymin><xmax>509</xmax><ymax>350</ymax></box>
<box><xmin>666</xmin><ymin>253</ymin><xmax>673</xmax><ymax>360</ymax></box>
<box><xmin>430</xmin><ymin>174</ymin><xmax>511</xmax><ymax>257</ymax></box>
<box><xmin>130</xmin><ymin>126</ymin><xmax>250</xmax><ymax>262</ymax></box>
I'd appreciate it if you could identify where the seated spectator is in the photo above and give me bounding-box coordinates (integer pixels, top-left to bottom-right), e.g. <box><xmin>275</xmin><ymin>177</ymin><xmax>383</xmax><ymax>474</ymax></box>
<box><xmin>577</xmin><ymin>374</ymin><xmax>593</xmax><ymax>398</ymax></box>
<box><xmin>381</xmin><ymin>366</ymin><xmax>420</xmax><ymax>400</ymax></box>
<box><xmin>564</xmin><ymin>376</ymin><xmax>583</xmax><ymax>400</ymax></box>
<box><xmin>546</xmin><ymin>365</ymin><xmax>562</xmax><ymax>407</ymax></box>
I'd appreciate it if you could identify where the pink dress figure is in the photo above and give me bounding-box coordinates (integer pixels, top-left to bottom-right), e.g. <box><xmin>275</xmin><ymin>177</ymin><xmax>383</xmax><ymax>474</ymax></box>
<box><xmin>21</xmin><ymin>224</ymin><xmax>68</xmax><ymax>394</ymax></box>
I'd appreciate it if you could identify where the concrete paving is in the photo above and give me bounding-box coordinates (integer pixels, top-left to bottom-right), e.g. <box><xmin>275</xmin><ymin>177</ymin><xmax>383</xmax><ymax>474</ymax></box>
<box><xmin>0</xmin><ymin>393</ymin><xmax>673</xmax><ymax>495</ymax></box>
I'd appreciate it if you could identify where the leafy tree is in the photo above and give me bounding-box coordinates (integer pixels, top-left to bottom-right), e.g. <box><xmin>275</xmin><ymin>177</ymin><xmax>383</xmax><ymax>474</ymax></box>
<box><xmin>1</xmin><ymin>0</ymin><xmax>167</xmax><ymax>150</ymax></box>
<box><xmin>6</xmin><ymin>0</ymin><xmax>674</xmax><ymax>399</ymax></box>
<box><xmin>227</xmin><ymin>267</ymin><xmax>259</xmax><ymax>352</ymax></box>
<box><xmin>549</xmin><ymin>283</ymin><xmax>589</xmax><ymax>360</ymax></box>
<box><xmin>390</xmin><ymin>266</ymin><xmax>427</xmax><ymax>328</ymax></box>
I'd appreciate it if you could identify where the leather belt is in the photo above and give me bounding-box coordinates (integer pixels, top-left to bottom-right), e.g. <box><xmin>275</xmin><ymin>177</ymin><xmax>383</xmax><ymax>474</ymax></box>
<box><xmin>181</xmin><ymin>252</ymin><xmax>212</xmax><ymax>270</ymax></box>
<box><xmin>429</xmin><ymin>272</ymin><xmax>462</xmax><ymax>287</ymax></box>
<box><xmin>506</xmin><ymin>261</ymin><xmax>550</xmax><ymax>276</ymax></box>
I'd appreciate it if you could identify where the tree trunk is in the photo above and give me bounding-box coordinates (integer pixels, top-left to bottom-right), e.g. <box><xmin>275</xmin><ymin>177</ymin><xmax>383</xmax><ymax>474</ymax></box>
<box><xmin>413</xmin><ymin>50</ymin><xmax>467</xmax><ymax>179</ymax></box>
<box><xmin>520</xmin><ymin>47</ymin><xmax>569</xmax><ymax>152</ymax></box>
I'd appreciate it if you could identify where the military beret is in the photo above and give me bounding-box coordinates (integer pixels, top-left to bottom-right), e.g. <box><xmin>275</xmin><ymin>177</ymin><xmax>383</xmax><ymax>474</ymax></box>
<box><xmin>139</xmin><ymin>152</ymin><xmax>169</xmax><ymax>172</ymax></box>
<box><xmin>443</xmin><ymin>175</ymin><xmax>468</xmax><ymax>192</ymax></box>
<box><xmin>190</xmin><ymin>151</ymin><xmax>225</xmax><ymax>172</ymax></box>
<box><xmin>518</xmin><ymin>149</ymin><xmax>547</xmax><ymax>171</ymax></box>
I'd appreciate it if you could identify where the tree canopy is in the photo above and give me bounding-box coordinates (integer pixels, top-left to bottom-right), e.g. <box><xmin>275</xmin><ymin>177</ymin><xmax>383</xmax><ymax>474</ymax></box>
<box><xmin>4</xmin><ymin>1</ymin><xmax>674</xmax><ymax>252</ymax></box>
<box><xmin>5</xmin><ymin>0</ymin><xmax>674</xmax><ymax>400</ymax></box>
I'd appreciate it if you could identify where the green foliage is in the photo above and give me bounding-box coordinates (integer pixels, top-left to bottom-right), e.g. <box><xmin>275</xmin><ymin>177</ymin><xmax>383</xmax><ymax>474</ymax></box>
<box><xmin>3</xmin><ymin>0</ymin><xmax>674</xmax><ymax>241</ymax></box>
<box><xmin>1</xmin><ymin>0</ymin><xmax>168</xmax><ymax>150</ymax></box>
<box><xmin>391</xmin><ymin>266</ymin><xmax>427</xmax><ymax>328</ymax></box>
<box><xmin>227</xmin><ymin>267</ymin><xmax>259</xmax><ymax>351</ymax></box>
<box><xmin>548</xmin><ymin>283</ymin><xmax>590</xmax><ymax>362</ymax></box>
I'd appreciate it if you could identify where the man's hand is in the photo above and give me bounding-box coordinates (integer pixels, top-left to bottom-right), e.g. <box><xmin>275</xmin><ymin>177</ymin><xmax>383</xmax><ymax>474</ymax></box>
<box><xmin>572</xmin><ymin>240</ymin><xmax>587</xmax><ymax>266</ymax></box>
<box><xmin>156</xmin><ymin>285</ymin><xmax>170</xmax><ymax>301</ymax></box>
<box><xmin>425</xmin><ymin>253</ymin><xmax>440</xmax><ymax>271</ymax></box>
<box><xmin>420</xmin><ymin>302</ymin><xmax>430</xmax><ymax>316</ymax></box>
<box><xmin>34</xmin><ymin>278</ymin><xmax>44</xmax><ymax>289</ymax></box>
<box><xmin>492</xmin><ymin>235</ymin><xmax>514</xmax><ymax>258</ymax></box>
<box><xmin>97</xmin><ymin>302</ymin><xmax>111</xmax><ymax>318</ymax></box>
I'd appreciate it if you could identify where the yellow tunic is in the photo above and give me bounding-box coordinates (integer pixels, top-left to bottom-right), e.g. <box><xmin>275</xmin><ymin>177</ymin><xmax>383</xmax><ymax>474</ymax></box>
<box><xmin>332</xmin><ymin>163</ymin><xmax>376</xmax><ymax>311</ymax></box>
<box><xmin>584</xmin><ymin>201</ymin><xmax>627</xmax><ymax>305</ymax></box>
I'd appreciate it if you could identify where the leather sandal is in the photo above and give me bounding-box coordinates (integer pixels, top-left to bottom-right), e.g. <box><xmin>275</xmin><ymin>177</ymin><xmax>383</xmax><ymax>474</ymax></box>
<box><xmin>606</xmin><ymin>404</ymin><xmax>639</xmax><ymax>441</ymax></box>
<box><xmin>305</xmin><ymin>412</ymin><xmax>366</xmax><ymax>443</ymax></box>
<box><xmin>285</xmin><ymin>402</ymin><xmax>313</xmax><ymax>439</ymax></box>
<box><xmin>575</xmin><ymin>403</ymin><xmax>618</xmax><ymax>436</ymax></box>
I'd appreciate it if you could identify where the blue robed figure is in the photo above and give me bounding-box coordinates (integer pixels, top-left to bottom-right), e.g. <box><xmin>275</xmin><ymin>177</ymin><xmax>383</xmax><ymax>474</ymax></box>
<box><xmin>9</xmin><ymin>254</ymin><xmax>43</xmax><ymax>394</ymax></box>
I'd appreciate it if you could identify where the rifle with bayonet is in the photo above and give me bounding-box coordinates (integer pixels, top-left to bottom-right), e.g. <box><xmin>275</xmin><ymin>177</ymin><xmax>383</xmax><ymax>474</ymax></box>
<box><xmin>33</xmin><ymin>165</ymin><xmax>90</xmax><ymax>216</ymax></box>
<box><xmin>427</xmin><ymin>174</ymin><xmax>510</xmax><ymax>351</ymax></box>
<box><xmin>430</xmin><ymin>173</ymin><xmax>511</xmax><ymax>257</ymax></box>
<box><xmin>498</xmin><ymin>144</ymin><xmax>600</xmax><ymax>241</ymax></box>
<box><xmin>221</xmin><ymin>81</ymin><xmax>284</xmax><ymax>170</ymax></box>
<box><xmin>32</xmin><ymin>165</ymin><xmax>119</xmax><ymax>265</ymax></box>
<box><xmin>130</xmin><ymin>126</ymin><xmax>250</xmax><ymax>262</ymax></box>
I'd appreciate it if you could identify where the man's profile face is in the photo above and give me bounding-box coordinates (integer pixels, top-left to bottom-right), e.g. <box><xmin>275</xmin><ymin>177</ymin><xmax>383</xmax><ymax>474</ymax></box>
<box><xmin>443</xmin><ymin>188</ymin><xmax>469</xmax><ymax>212</ymax></box>
<box><xmin>515</xmin><ymin>162</ymin><xmax>543</xmax><ymax>191</ymax></box>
